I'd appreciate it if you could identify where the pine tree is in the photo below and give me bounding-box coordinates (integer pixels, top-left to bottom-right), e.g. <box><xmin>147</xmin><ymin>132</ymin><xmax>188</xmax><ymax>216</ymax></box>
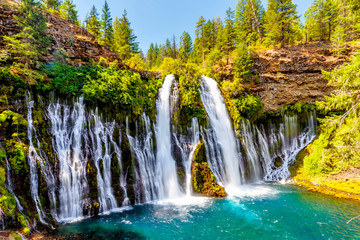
<box><xmin>264</xmin><ymin>0</ymin><xmax>300</xmax><ymax>47</ymax></box>
<box><xmin>305</xmin><ymin>0</ymin><xmax>337</xmax><ymax>42</ymax></box>
<box><xmin>171</xmin><ymin>35</ymin><xmax>177</xmax><ymax>59</ymax></box>
<box><xmin>235</xmin><ymin>0</ymin><xmax>264</xmax><ymax>45</ymax></box>
<box><xmin>146</xmin><ymin>43</ymin><xmax>155</xmax><ymax>68</ymax></box>
<box><xmin>218</xmin><ymin>8</ymin><xmax>236</xmax><ymax>62</ymax></box>
<box><xmin>101</xmin><ymin>0</ymin><xmax>113</xmax><ymax>48</ymax></box>
<box><xmin>42</xmin><ymin>0</ymin><xmax>62</xmax><ymax>12</ymax></box>
<box><xmin>165</xmin><ymin>38</ymin><xmax>172</xmax><ymax>57</ymax></box>
<box><xmin>3</xmin><ymin>0</ymin><xmax>50</xmax><ymax>83</ymax></box>
<box><xmin>59</xmin><ymin>0</ymin><xmax>79</xmax><ymax>26</ymax></box>
<box><xmin>113</xmin><ymin>10</ymin><xmax>139</xmax><ymax>60</ymax></box>
<box><xmin>233</xmin><ymin>43</ymin><xmax>252</xmax><ymax>81</ymax></box>
<box><xmin>335</xmin><ymin>0</ymin><xmax>360</xmax><ymax>41</ymax></box>
<box><xmin>85</xmin><ymin>5</ymin><xmax>101</xmax><ymax>39</ymax></box>
<box><xmin>194</xmin><ymin>16</ymin><xmax>206</xmax><ymax>66</ymax></box>
<box><xmin>179</xmin><ymin>31</ymin><xmax>192</xmax><ymax>63</ymax></box>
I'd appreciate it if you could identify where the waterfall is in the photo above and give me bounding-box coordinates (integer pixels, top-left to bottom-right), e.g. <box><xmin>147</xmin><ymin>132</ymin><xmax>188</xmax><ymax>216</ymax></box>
<box><xmin>200</xmin><ymin>76</ymin><xmax>245</xmax><ymax>193</ymax></box>
<box><xmin>238</xmin><ymin>110</ymin><xmax>317</xmax><ymax>182</ymax></box>
<box><xmin>173</xmin><ymin>118</ymin><xmax>200</xmax><ymax>196</ymax></box>
<box><xmin>154</xmin><ymin>75</ymin><xmax>183</xmax><ymax>199</ymax></box>
<box><xmin>241</xmin><ymin>120</ymin><xmax>265</xmax><ymax>182</ymax></box>
<box><xmin>88</xmin><ymin>113</ymin><xmax>118</xmax><ymax>212</ymax></box>
<box><xmin>262</xmin><ymin>111</ymin><xmax>317</xmax><ymax>181</ymax></box>
<box><xmin>126</xmin><ymin>114</ymin><xmax>157</xmax><ymax>203</ymax></box>
<box><xmin>26</xmin><ymin>94</ymin><xmax>57</xmax><ymax>224</ymax></box>
<box><xmin>47</xmin><ymin>97</ymin><xmax>89</xmax><ymax>220</ymax></box>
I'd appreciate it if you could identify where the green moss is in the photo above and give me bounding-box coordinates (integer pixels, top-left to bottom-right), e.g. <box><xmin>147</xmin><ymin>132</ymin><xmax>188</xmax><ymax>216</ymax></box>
<box><xmin>177</xmin><ymin>171</ymin><xmax>185</xmax><ymax>179</ymax></box>
<box><xmin>86</xmin><ymin>161</ymin><xmax>98</xmax><ymax>200</ymax></box>
<box><xmin>191</xmin><ymin>141</ymin><xmax>226</xmax><ymax>197</ymax></box>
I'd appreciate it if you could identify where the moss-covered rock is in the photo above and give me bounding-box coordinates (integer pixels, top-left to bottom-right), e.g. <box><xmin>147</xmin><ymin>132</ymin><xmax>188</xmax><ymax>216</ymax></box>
<box><xmin>191</xmin><ymin>141</ymin><xmax>226</xmax><ymax>198</ymax></box>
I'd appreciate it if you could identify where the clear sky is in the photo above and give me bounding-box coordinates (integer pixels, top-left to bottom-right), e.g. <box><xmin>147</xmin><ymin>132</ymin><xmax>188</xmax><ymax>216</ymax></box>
<box><xmin>74</xmin><ymin>0</ymin><xmax>313</xmax><ymax>52</ymax></box>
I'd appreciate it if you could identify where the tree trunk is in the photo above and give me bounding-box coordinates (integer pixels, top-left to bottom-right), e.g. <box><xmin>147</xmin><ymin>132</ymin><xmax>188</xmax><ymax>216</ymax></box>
<box><xmin>248</xmin><ymin>0</ymin><xmax>262</xmax><ymax>44</ymax></box>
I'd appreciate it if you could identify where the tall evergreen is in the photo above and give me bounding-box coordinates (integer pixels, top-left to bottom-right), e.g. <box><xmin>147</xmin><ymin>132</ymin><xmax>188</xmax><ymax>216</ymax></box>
<box><xmin>217</xmin><ymin>8</ymin><xmax>236</xmax><ymax>61</ymax></box>
<box><xmin>264</xmin><ymin>0</ymin><xmax>300</xmax><ymax>47</ymax></box>
<box><xmin>3</xmin><ymin>0</ymin><xmax>50</xmax><ymax>82</ymax></box>
<box><xmin>59</xmin><ymin>0</ymin><xmax>79</xmax><ymax>26</ymax></box>
<box><xmin>179</xmin><ymin>31</ymin><xmax>192</xmax><ymax>63</ymax></box>
<box><xmin>235</xmin><ymin>0</ymin><xmax>264</xmax><ymax>45</ymax></box>
<box><xmin>101</xmin><ymin>0</ymin><xmax>113</xmax><ymax>48</ymax></box>
<box><xmin>85</xmin><ymin>5</ymin><xmax>101</xmax><ymax>39</ymax></box>
<box><xmin>305</xmin><ymin>0</ymin><xmax>337</xmax><ymax>42</ymax></box>
<box><xmin>42</xmin><ymin>0</ymin><xmax>62</xmax><ymax>11</ymax></box>
<box><xmin>194</xmin><ymin>16</ymin><xmax>206</xmax><ymax>65</ymax></box>
<box><xmin>171</xmin><ymin>35</ymin><xmax>177</xmax><ymax>59</ymax></box>
<box><xmin>165</xmin><ymin>38</ymin><xmax>172</xmax><ymax>57</ymax></box>
<box><xmin>113</xmin><ymin>10</ymin><xmax>139</xmax><ymax>60</ymax></box>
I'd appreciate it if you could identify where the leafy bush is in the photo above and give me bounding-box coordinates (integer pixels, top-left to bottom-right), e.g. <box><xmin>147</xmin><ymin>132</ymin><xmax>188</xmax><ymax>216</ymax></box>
<box><xmin>47</xmin><ymin>62</ymin><xmax>99</xmax><ymax>95</ymax></box>
<box><xmin>235</xmin><ymin>95</ymin><xmax>263</xmax><ymax>119</ymax></box>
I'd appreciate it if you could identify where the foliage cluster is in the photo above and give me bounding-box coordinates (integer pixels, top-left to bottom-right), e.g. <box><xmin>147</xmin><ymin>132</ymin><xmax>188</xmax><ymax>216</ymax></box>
<box><xmin>301</xmin><ymin>52</ymin><xmax>360</xmax><ymax>176</ymax></box>
<box><xmin>47</xmin><ymin>60</ymin><xmax>162</xmax><ymax>117</ymax></box>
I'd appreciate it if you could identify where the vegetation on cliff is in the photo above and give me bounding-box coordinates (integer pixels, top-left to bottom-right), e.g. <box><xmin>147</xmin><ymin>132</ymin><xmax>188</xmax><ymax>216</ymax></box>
<box><xmin>192</xmin><ymin>141</ymin><xmax>226</xmax><ymax>197</ymax></box>
<box><xmin>292</xmin><ymin>51</ymin><xmax>360</xmax><ymax>199</ymax></box>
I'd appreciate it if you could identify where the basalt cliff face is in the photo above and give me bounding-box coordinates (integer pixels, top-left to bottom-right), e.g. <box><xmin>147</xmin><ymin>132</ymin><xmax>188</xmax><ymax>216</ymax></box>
<box><xmin>0</xmin><ymin>3</ymin><xmax>119</xmax><ymax>65</ymax></box>
<box><xmin>251</xmin><ymin>46</ymin><xmax>355</xmax><ymax>112</ymax></box>
<box><xmin>216</xmin><ymin>45</ymin><xmax>358</xmax><ymax>112</ymax></box>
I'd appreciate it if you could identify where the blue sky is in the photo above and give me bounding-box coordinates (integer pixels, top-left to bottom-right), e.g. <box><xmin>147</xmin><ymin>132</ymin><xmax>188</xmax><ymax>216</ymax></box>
<box><xmin>75</xmin><ymin>0</ymin><xmax>313</xmax><ymax>52</ymax></box>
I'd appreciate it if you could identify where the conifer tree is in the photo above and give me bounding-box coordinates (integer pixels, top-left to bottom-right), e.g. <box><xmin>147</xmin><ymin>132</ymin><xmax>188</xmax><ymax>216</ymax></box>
<box><xmin>264</xmin><ymin>0</ymin><xmax>300</xmax><ymax>47</ymax></box>
<box><xmin>85</xmin><ymin>5</ymin><xmax>101</xmax><ymax>39</ymax></box>
<box><xmin>146</xmin><ymin>43</ymin><xmax>155</xmax><ymax>68</ymax></box>
<box><xmin>235</xmin><ymin>0</ymin><xmax>264</xmax><ymax>45</ymax></box>
<box><xmin>179</xmin><ymin>31</ymin><xmax>192</xmax><ymax>63</ymax></box>
<box><xmin>101</xmin><ymin>0</ymin><xmax>113</xmax><ymax>48</ymax></box>
<box><xmin>171</xmin><ymin>35</ymin><xmax>177</xmax><ymax>59</ymax></box>
<box><xmin>194</xmin><ymin>16</ymin><xmax>206</xmax><ymax>66</ymax></box>
<box><xmin>59</xmin><ymin>0</ymin><xmax>79</xmax><ymax>26</ymax></box>
<box><xmin>42</xmin><ymin>0</ymin><xmax>62</xmax><ymax>12</ymax></box>
<box><xmin>218</xmin><ymin>8</ymin><xmax>236</xmax><ymax>62</ymax></box>
<box><xmin>113</xmin><ymin>10</ymin><xmax>139</xmax><ymax>60</ymax></box>
<box><xmin>3</xmin><ymin>0</ymin><xmax>50</xmax><ymax>82</ymax></box>
<box><xmin>165</xmin><ymin>38</ymin><xmax>172</xmax><ymax>57</ymax></box>
<box><xmin>305</xmin><ymin>0</ymin><xmax>337</xmax><ymax>42</ymax></box>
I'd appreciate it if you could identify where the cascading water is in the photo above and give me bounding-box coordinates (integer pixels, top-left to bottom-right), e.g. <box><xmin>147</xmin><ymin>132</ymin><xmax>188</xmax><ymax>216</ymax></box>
<box><xmin>173</xmin><ymin>118</ymin><xmax>200</xmax><ymax>196</ymax></box>
<box><xmin>26</xmin><ymin>94</ymin><xmax>57</xmax><ymax>224</ymax></box>
<box><xmin>262</xmin><ymin>111</ymin><xmax>317</xmax><ymax>181</ymax></box>
<box><xmin>88</xmin><ymin>113</ymin><xmax>118</xmax><ymax>212</ymax></box>
<box><xmin>47</xmin><ymin>97</ymin><xmax>89</xmax><ymax>220</ymax></box>
<box><xmin>241</xmin><ymin>120</ymin><xmax>265</xmax><ymax>182</ymax></box>
<box><xmin>126</xmin><ymin>114</ymin><xmax>157</xmax><ymax>203</ymax></box>
<box><xmin>200</xmin><ymin>76</ymin><xmax>245</xmax><ymax>193</ymax></box>
<box><xmin>154</xmin><ymin>75</ymin><xmax>183</xmax><ymax>199</ymax></box>
<box><xmin>238</xmin><ymin>110</ymin><xmax>317</xmax><ymax>182</ymax></box>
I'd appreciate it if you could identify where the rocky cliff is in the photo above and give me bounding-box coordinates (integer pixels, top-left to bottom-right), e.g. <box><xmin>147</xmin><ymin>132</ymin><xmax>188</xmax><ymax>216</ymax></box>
<box><xmin>0</xmin><ymin>2</ymin><xmax>119</xmax><ymax>65</ymax></box>
<box><xmin>251</xmin><ymin>45</ymin><xmax>358</xmax><ymax>112</ymax></box>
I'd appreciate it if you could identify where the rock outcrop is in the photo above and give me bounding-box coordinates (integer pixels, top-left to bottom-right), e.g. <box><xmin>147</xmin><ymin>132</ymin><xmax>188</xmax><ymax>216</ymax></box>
<box><xmin>0</xmin><ymin>2</ymin><xmax>119</xmax><ymax>66</ymax></box>
<box><xmin>192</xmin><ymin>141</ymin><xmax>226</xmax><ymax>197</ymax></box>
<box><xmin>251</xmin><ymin>45</ymin><xmax>358</xmax><ymax>112</ymax></box>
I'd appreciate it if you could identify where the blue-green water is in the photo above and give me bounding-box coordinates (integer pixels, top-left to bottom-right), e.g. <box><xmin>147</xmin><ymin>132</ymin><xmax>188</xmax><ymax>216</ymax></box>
<box><xmin>58</xmin><ymin>184</ymin><xmax>360</xmax><ymax>239</ymax></box>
